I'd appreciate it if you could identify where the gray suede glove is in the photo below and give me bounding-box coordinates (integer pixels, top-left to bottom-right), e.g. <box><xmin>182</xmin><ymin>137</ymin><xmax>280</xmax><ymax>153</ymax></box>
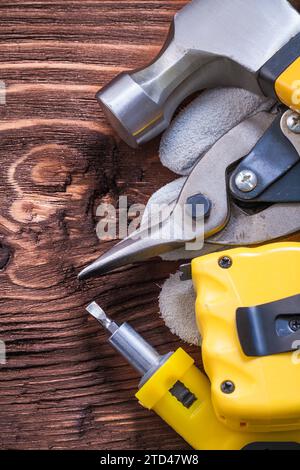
<box><xmin>145</xmin><ymin>87</ymin><xmax>274</xmax><ymax>345</ymax></box>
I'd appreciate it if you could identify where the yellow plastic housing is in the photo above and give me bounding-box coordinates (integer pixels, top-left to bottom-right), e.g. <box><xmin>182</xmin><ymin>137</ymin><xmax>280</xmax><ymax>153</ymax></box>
<box><xmin>275</xmin><ymin>58</ymin><xmax>300</xmax><ymax>112</ymax></box>
<box><xmin>192</xmin><ymin>242</ymin><xmax>300</xmax><ymax>433</ymax></box>
<box><xmin>136</xmin><ymin>348</ymin><xmax>300</xmax><ymax>450</ymax></box>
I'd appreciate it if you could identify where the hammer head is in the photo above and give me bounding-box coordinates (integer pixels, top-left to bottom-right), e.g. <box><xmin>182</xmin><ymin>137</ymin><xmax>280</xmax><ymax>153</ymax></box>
<box><xmin>97</xmin><ymin>0</ymin><xmax>300</xmax><ymax>147</ymax></box>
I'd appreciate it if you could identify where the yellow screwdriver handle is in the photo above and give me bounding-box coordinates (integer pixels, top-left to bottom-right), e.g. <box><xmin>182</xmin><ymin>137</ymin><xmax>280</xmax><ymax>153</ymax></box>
<box><xmin>136</xmin><ymin>348</ymin><xmax>300</xmax><ymax>450</ymax></box>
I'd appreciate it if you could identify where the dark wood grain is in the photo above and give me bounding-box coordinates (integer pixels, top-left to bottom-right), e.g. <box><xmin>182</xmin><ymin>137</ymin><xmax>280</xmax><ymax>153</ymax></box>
<box><xmin>0</xmin><ymin>0</ymin><xmax>300</xmax><ymax>451</ymax></box>
<box><xmin>0</xmin><ymin>0</ymin><xmax>196</xmax><ymax>451</ymax></box>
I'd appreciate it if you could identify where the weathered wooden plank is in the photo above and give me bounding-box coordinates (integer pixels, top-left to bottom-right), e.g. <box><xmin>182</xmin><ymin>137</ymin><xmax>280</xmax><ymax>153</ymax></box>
<box><xmin>0</xmin><ymin>0</ymin><xmax>299</xmax><ymax>451</ymax></box>
<box><xmin>0</xmin><ymin>0</ymin><xmax>193</xmax><ymax>451</ymax></box>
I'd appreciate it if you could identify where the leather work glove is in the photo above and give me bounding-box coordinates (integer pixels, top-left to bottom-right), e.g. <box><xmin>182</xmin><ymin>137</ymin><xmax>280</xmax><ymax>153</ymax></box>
<box><xmin>143</xmin><ymin>87</ymin><xmax>275</xmax><ymax>345</ymax></box>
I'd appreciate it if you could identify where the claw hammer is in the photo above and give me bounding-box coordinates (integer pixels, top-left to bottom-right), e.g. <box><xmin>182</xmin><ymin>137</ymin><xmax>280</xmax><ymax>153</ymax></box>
<box><xmin>97</xmin><ymin>0</ymin><xmax>300</xmax><ymax>147</ymax></box>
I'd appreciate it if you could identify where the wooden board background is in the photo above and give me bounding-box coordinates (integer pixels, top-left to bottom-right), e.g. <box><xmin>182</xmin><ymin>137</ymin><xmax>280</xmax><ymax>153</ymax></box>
<box><xmin>0</xmin><ymin>0</ymin><xmax>299</xmax><ymax>451</ymax></box>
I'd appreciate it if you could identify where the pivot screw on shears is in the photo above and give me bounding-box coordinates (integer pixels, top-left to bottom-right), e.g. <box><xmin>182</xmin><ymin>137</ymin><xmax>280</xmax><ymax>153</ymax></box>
<box><xmin>235</xmin><ymin>169</ymin><xmax>258</xmax><ymax>193</ymax></box>
<box><xmin>186</xmin><ymin>193</ymin><xmax>212</xmax><ymax>219</ymax></box>
<box><xmin>287</xmin><ymin>112</ymin><xmax>300</xmax><ymax>134</ymax></box>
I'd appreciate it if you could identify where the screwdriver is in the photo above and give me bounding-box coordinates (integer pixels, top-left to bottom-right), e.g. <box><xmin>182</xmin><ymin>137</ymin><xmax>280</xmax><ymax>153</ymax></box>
<box><xmin>85</xmin><ymin>301</ymin><xmax>240</xmax><ymax>450</ymax></box>
<box><xmin>87</xmin><ymin>301</ymin><xmax>197</xmax><ymax>404</ymax></box>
